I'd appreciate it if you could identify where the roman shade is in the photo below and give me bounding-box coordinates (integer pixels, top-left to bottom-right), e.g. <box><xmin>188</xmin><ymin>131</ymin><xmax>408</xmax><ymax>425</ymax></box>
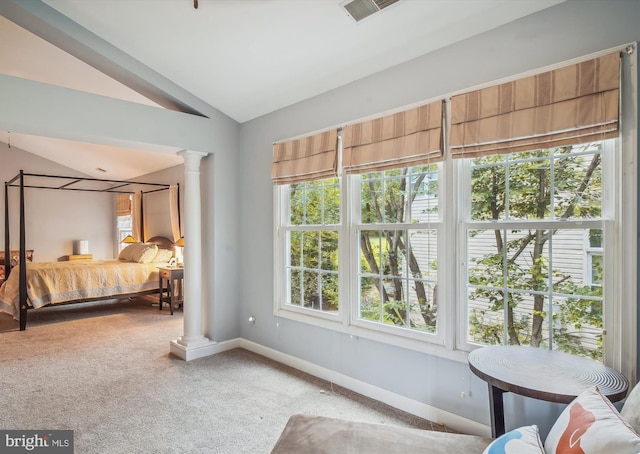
<box><xmin>115</xmin><ymin>193</ymin><xmax>131</xmax><ymax>216</ymax></box>
<box><xmin>342</xmin><ymin>100</ymin><xmax>444</xmax><ymax>174</ymax></box>
<box><xmin>271</xmin><ymin>129</ymin><xmax>339</xmax><ymax>185</ymax></box>
<box><xmin>450</xmin><ymin>52</ymin><xmax>620</xmax><ymax>158</ymax></box>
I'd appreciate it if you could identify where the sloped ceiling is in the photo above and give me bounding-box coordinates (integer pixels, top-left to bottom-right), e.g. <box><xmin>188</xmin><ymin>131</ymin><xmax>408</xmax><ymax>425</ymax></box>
<box><xmin>0</xmin><ymin>0</ymin><xmax>565</xmax><ymax>180</ymax></box>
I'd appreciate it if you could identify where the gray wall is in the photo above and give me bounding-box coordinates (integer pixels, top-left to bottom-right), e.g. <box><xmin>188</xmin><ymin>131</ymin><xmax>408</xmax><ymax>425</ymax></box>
<box><xmin>1</xmin><ymin>142</ymin><xmax>113</xmax><ymax>261</ymax></box>
<box><xmin>239</xmin><ymin>0</ymin><xmax>640</xmax><ymax>436</ymax></box>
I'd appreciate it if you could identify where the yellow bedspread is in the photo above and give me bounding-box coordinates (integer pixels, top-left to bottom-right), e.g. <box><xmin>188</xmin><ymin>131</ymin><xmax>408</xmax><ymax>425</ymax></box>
<box><xmin>0</xmin><ymin>260</ymin><xmax>162</xmax><ymax>319</ymax></box>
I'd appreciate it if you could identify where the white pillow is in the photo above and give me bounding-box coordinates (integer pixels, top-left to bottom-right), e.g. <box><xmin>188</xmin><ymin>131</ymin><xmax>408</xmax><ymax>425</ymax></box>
<box><xmin>482</xmin><ymin>425</ymin><xmax>544</xmax><ymax>454</ymax></box>
<box><xmin>118</xmin><ymin>243</ymin><xmax>158</xmax><ymax>263</ymax></box>
<box><xmin>545</xmin><ymin>386</ymin><xmax>640</xmax><ymax>454</ymax></box>
<box><xmin>152</xmin><ymin>248</ymin><xmax>174</xmax><ymax>263</ymax></box>
<box><xmin>621</xmin><ymin>381</ymin><xmax>640</xmax><ymax>433</ymax></box>
<box><xmin>134</xmin><ymin>244</ymin><xmax>158</xmax><ymax>263</ymax></box>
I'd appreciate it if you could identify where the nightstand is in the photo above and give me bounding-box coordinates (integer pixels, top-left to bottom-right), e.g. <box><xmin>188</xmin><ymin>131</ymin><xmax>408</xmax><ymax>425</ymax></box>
<box><xmin>158</xmin><ymin>267</ymin><xmax>184</xmax><ymax>315</ymax></box>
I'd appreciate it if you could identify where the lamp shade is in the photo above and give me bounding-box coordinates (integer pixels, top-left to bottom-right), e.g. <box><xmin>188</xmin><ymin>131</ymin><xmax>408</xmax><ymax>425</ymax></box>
<box><xmin>175</xmin><ymin>237</ymin><xmax>184</xmax><ymax>247</ymax></box>
<box><xmin>121</xmin><ymin>235</ymin><xmax>138</xmax><ymax>244</ymax></box>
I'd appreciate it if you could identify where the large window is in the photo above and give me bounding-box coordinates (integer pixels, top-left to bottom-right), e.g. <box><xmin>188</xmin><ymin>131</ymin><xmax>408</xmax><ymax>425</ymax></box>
<box><xmin>276</xmin><ymin>140</ymin><xmax>616</xmax><ymax>359</ymax></box>
<box><xmin>273</xmin><ymin>50</ymin><xmax>635</xmax><ymax>376</ymax></box>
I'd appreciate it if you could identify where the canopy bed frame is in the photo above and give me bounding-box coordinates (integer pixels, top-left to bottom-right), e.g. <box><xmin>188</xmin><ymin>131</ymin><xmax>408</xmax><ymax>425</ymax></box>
<box><xmin>3</xmin><ymin>170</ymin><xmax>180</xmax><ymax>330</ymax></box>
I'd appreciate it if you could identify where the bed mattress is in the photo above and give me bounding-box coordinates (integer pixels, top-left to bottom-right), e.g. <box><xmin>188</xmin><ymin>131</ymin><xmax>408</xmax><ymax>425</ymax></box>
<box><xmin>0</xmin><ymin>260</ymin><xmax>163</xmax><ymax>319</ymax></box>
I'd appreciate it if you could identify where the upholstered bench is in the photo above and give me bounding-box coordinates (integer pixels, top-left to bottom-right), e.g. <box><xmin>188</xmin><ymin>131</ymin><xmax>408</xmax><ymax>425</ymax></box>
<box><xmin>272</xmin><ymin>383</ymin><xmax>640</xmax><ymax>454</ymax></box>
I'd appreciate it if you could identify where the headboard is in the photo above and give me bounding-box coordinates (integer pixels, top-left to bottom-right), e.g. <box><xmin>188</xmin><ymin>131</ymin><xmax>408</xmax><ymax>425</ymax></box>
<box><xmin>146</xmin><ymin>236</ymin><xmax>174</xmax><ymax>250</ymax></box>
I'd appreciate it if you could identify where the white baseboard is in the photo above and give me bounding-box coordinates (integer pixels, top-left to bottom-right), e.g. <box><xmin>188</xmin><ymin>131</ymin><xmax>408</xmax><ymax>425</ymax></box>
<box><xmin>169</xmin><ymin>338</ymin><xmax>231</xmax><ymax>361</ymax></box>
<box><xmin>215</xmin><ymin>338</ymin><xmax>490</xmax><ymax>437</ymax></box>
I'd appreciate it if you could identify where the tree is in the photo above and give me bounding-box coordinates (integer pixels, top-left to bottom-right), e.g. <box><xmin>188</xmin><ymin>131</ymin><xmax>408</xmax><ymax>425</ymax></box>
<box><xmin>359</xmin><ymin>165</ymin><xmax>438</xmax><ymax>331</ymax></box>
<box><xmin>289</xmin><ymin>179</ymin><xmax>340</xmax><ymax>311</ymax></box>
<box><xmin>467</xmin><ymin>145</ymin><xmax>604</xmax><ymax>360</ymax></box>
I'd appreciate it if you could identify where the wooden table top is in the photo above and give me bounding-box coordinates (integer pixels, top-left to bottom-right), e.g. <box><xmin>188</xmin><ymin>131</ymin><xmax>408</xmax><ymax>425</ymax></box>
<box><xmin>468</xmin><ymin>345</ymin><xmax>629</xmax><ymax>404</ymax></box>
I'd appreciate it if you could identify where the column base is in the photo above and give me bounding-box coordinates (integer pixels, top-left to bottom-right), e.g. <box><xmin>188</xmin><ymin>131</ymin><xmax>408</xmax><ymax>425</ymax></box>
<box><xmin>169</xmin><ymin>337</ymin><xmax>218</xmax><ymax>361</ymax></box>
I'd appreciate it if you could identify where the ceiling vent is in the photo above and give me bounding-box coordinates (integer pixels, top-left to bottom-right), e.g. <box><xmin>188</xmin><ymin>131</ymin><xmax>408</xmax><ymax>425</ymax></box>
<box><xmin>341</xmin><ymin>0</ymin><xmax>400</xmax><ymax>22</ymax></box>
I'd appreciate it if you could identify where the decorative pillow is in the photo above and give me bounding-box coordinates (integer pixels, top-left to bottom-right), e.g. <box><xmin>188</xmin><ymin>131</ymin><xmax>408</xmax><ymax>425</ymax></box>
<box><xmin>134</xmin><ymin>244</ymin><xmax>158</xmax><ymax>263</ymax></box>
<box><xmin>152</xmin><ymin>248</ymin><xmax>174</xmax><ymax>263</ymax></box>
<box><xmin>117</xmin><ymin>243</ymin><xmax>139</xmax><ymax>262</ymax></box>
<box><xmin>118</xmin><ymin>243</ymin><xmax>158</xmax><ymax>263</ymax></box>
<box><xmin>545</xmin><ymin>386</ymin><xmax>640</xmax><ymax>454</ymax></box>
<box><xmin>621</xmin><ymin>381</ymin><xmax>640</xmax><ymax>433</ymax></box>
<box><xmin>482</xmin><ymin>425</ymin><xmax>544</xmax><ymax>454</ymax></box>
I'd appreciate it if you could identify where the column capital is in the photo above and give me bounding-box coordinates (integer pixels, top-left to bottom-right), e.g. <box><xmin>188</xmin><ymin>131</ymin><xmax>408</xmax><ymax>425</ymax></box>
<box><xmin>178</xmin><ymin>150</ymin><xmax>208</xmax><ymax>171</ymax></box>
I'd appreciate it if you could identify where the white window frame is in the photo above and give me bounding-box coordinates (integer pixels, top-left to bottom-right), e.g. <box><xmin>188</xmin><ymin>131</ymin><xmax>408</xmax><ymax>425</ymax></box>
<box><xmin>455</xmin><ymin>143</ymin><xmax>610</xmax><ymax>354</ymax></box>
<box><xmin>273</xmin><ymin>45</ymin><xmax>637</xmax><ymax>380</ymax></box>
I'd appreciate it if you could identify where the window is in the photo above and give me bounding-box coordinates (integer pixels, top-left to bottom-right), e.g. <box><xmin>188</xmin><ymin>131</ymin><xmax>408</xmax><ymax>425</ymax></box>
<box><xmin>285</xmin><ymin>178</ymin><xmax>340</xmax><ymax>314</ymax></box>
<box><xmin>463</xmin><ymin>143</ymin><xmax>606</xmax><ymax>361</ymax></box>
<box><xmin>276</xmin><ymin>141</ymin><xmax>615</xmax><ymax>361</ymax></box>
<box><xmin>355</xmin><ymin>165</ymin><xmax>439</xmax><ymax>335</ymax></box>
<box><xmin>273</xmin><ymin>49</ymin><xmax>635</xmax><ymax>376</ymax></box>
<box><xmin>115</xmin><ymin>193</ymin><xmax>133</xmax><ymax>251</ymax></box>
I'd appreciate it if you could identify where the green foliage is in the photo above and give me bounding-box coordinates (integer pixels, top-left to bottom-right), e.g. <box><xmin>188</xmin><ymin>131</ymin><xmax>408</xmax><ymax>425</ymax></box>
<box><xmin>467</xmin><ymin>145</ymin><xmax>604</xmax><ymax>359</ymax></box>
<box><xmin>288</xmin><ymin>179</ymin><xmax>340</xmax><ymax>311</ymax></box>
<box><xmin>358</xmin><ymin>165</ymin><xmax>439</xmax><ymax>331</ymax></box>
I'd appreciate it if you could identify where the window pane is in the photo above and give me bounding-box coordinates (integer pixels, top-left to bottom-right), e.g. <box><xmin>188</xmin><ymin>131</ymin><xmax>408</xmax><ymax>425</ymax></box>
<box><xmin>361</xmin><ymin>175</ymin><xmax>384</xmax><ymax>223</ymax></box>
<box><xmin>507</xmin><ymin>153</ymin><xmax>551</xmax><ymax>220</ymax></box>
<box><xmin>360</xmin><ymin>278</ymin><xmax>382</xmax><ymax>322</ymax></box>
<box><xmin>470</xmin><ymin>159</ymin><xmax>506</xmax><ymax>221</ymax></box>
<box><xmin>411</xmin><ymin>166</ymin><xmax>439</xmax><ymax>222</ymax></box>
<box><xmin>288</xmin><ymin>269</ymin><xmax>302</xmax><ymax>307</ymax></box>
<box><xmin>589</xmin><ymin>228</ymin><xmax>603</xmax><ymax>248</ymax></box>
<box><xmin>301</xmin><ymin>231</ymin><xmax>319</xmax><ymax>269</ymax></box>
<box><xmin>324</xmin><ymin>181</ymin><xmax>341</xmax><ymax>224</ymax></box>
<box><xmin>289</xmin><ymin>231</ymin><xmax>301</xmax><ymax>267</ymax></box>
<box><xmin>553</xmin><ymin>295</ymin><xmax>603</xmax><ymax>361</ymax></box>
<box><xmin>305</xmin><ymin>187</ymin><xmax>322</xmax><ymax>224</ymax></box>
<box><xmin>408</xmin><ymin>279</ymin><xmax>437</xmax><ymax>333</ymax></box>
<box><xmin>555</xmin><ymin>150</ymin><xmax>602</xmax><ymax>219</ymax></box>
<box><xmin>320</xmin><ymin>231</ymin><xmax>339</xmax><ymax>270</ymax></box>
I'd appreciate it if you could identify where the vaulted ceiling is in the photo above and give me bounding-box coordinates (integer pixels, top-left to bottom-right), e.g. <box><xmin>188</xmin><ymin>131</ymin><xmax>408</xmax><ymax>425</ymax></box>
<box><xmin>0</xmin><ymin>0</ymin><xmax>565</xmax><ymax>179</ymax></box>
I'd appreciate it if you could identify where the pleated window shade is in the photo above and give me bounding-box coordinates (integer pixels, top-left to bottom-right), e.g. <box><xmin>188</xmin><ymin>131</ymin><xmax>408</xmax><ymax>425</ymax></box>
<box><xmin>271</xmin><ymin>129</ymin><xmax>338</xmax><ymax>185</ymax></box>
<box><xmin>450</xmin><ymin>52</ymin><xmax>620</xmax><ymax>158</ymax></box>
<box><xmin>115</xmin><ymin>193</ymin><xmax>131</xmax><ymax>216</ymax></box>
<box><xmin>342</xmin><ymin>100</ymin><xmax>444</xmax><ymax>174</ymax></box>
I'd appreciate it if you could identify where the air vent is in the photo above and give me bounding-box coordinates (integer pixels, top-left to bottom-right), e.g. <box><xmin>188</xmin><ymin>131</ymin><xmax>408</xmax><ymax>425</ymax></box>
<box><xmin>341</xmin><ymin>0</ymin><xmax>400</xmax><ymax>22</ymax></box>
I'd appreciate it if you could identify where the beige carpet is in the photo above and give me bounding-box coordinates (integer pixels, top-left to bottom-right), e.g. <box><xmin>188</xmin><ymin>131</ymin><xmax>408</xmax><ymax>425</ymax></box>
<box><xmin>0</xmin><ymin>296</ymin><xmax>446</xmax><ymax>453</ymax></box>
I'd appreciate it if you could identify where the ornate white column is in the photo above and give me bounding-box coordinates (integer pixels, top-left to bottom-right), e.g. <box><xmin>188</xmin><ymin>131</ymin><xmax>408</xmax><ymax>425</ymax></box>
<box><xmin>170</xmin><ymin>150</ymin><xmax>217</xmax><ymax>360</ymax></box>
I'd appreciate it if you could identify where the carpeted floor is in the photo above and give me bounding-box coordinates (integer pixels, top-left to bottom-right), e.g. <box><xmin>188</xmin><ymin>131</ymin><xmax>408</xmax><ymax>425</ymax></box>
<box><xmin>0</xmin><ymin>296</ymin><xmax>446</xmax><ymax>453</ymax></box>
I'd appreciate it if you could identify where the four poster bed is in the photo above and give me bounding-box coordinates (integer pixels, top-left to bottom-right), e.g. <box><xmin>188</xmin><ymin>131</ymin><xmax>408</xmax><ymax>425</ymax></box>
<box><xmin>1</xmin><ymin>171</ymin><xmax>180</xmax><ymax>330</ymax></box>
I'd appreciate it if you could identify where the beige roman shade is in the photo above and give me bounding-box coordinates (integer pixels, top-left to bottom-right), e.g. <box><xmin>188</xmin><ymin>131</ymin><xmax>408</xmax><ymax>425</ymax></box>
<box><xmin>450</xmin><ymin>52</ymin><xmax>620</xmax><ymax>158</ymax></box>
<box><xmin>115</xmin><ymin>193</ymin><xmax>131</xmax><ymax>216</ymax></box>
<box><xmin>271</xmin><ymin>129</ymin><xmax>338</xmax><ymax>185</ymax></box>
<box><xmin>342</xmin><ymin>100</ymin><xmax>444</xmax><ymax>174</ymax></box>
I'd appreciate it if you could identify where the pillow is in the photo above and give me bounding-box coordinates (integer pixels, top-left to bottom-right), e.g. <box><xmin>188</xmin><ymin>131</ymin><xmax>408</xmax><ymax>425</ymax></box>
<box><xmin>134</xmin><ymin>244</ymin><xmax>158</xmax><ymax>263</ymax></box>
<box><xmin>482</xmin><ymin>425</ymin><xmax>544</xmax><ymax>454</ymax></box>
<box><xmin>152</xmin><ymin>248</ymin><xmax>174</xmax><ymax>263</ymax></box>
<box><xmin>117</xmin><ymin>243</ymin><xmax>139</xmax><ymax>262</ymax></box>
<box><xmin>118</xmin><ymin>243</ymin><xmax>158</xmax><ymax>263</ymax></box>
<box><xmin>621</xmin><ymin>381</ymin><xmax>640</xmax><ymax>433</ymax></box>
<box><xmin>545</xmin><ymin>386</ymin><xmax>640</xmax><ymax>454</ymax></box>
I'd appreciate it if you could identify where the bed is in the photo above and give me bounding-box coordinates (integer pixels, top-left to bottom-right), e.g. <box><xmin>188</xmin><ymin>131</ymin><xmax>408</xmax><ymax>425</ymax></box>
<box><xmin>3</xmin><ymin>170</ymin><xmax>182</xmax><ymax>330</ymax></box>
<box><xmin>0</xmin><ymin>236</ymin><xmax>175</xmax><ymax>330</ymax></box>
